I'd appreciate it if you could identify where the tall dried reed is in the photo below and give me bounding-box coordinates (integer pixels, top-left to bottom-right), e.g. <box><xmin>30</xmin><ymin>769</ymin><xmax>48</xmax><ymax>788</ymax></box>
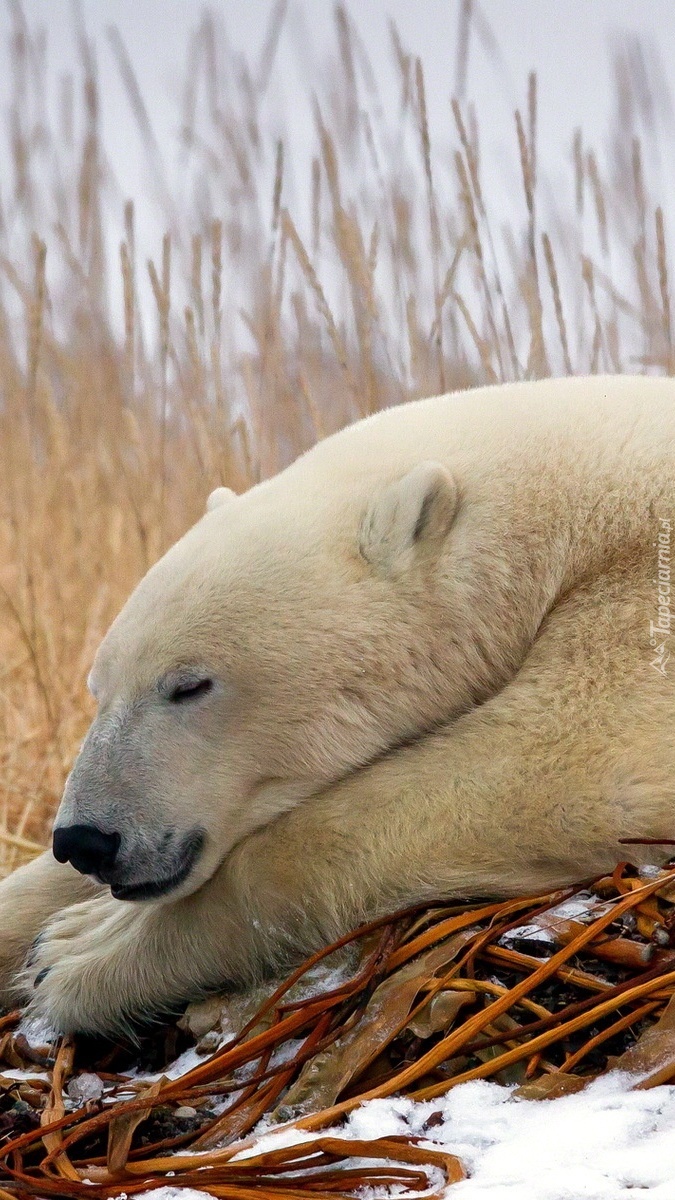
<box><xmin>0</xmin><ymin>5</ymin><xmax>672</xmax><ymax>872</ymax></box>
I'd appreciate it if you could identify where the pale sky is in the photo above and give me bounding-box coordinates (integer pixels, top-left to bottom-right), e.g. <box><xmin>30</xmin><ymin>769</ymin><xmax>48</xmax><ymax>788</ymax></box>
<box><xmin>7</xmin><ymin>1</ymin><xmax>672</xmax><ymax>190</ymax></box>
<box><xmin>2</xmin><ymin>2</ymin><xmax>674</xmax><ymax>340</ymax></box>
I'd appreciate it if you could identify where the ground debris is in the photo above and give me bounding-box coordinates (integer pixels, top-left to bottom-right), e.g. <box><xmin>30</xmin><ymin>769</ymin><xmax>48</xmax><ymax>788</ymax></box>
<box><xmin>1</xmin><ymin>861</ymin><xmax>675</xmax><ymax>1197</ymax></box>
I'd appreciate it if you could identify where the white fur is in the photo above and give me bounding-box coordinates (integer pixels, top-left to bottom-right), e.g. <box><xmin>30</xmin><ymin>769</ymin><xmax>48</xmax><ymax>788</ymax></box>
<box><xmin>206</xmin><ymin>486</ymin><xmax>236</xmax><ymax>512</ymax></box>
<box><xmin>0</xmin><ymin>375</ymin><xmax>673</xmax><ymax>1034</ymax></box>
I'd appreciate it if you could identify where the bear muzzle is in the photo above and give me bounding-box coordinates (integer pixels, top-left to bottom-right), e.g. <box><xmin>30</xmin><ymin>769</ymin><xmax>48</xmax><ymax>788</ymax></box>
<box><xmin>51</xmin><ymin>822</ymin><xmax>206</xmax><ymax>901</ymax></box>
<box><xmin>109</xmin><ymin>828</ymin><xmax>206</xmax><ymax>900</ymax></box>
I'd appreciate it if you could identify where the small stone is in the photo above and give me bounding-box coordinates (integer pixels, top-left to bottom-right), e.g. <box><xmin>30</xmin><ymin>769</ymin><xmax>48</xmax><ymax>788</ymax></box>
<box><xmin>174</xmin><ymin>1106</ymin><xmax>198</xmax><ymax>1120</ymax></box>
<box><xmin>196</xmin><ymin>1030</ymin><xmax>222</xmax><ymax>1055</ymax></box>
<box><xmin>178</xmin><ymin>995</ymin><xmax>226</xmax><ymax>1039</ymax></box>
<box><xmin>274</xmin><ymin>1105</ymin><xmax>299</xmax><ymax>1123</ymax></box>
<box><xmin>66</xmin><ymin>1073</ymin><xmax>105</xmax><ymax>1104</ymax></box>
<box><xmin>11</xmin><ymin>1100</ymin><xmax>33</xmax><ymax>1115</ymax></box>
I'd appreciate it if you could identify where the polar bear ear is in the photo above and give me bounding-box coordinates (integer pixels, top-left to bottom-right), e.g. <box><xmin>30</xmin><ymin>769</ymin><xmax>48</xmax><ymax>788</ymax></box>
<box><xmin>359</xmin><ymin>462</ymin><xmax>459</xmax><ymax>575</ymax></box>
<box><xmin>206</xmin><ymin>486</ymin><xmax>237</xmax><ymax>513</ymax></box>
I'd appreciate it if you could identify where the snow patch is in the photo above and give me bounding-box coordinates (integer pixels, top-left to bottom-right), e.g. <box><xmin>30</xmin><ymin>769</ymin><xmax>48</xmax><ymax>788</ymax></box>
<box><xmin>144</xmin><ymin>1076</ymin><xmax>675</xmax><ymax>1200</ymax></box>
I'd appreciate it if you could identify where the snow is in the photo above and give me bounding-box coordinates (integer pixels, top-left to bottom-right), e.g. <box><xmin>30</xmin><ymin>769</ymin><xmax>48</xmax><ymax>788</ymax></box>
<box><xmin>138</xmin><ymin>1075</ymin><xmax>675</xmax><ymax>1200</ymax></box>
<box><xmin>139</xmin><ymin>1192</ymin><xmax>215</xmax><ymax>1200</ymax></box>
<box><xmin>497</xmin><ymin>922</ymin><xmax>556</xmax><ymax>952</ymax></box>
<box><xmin>17</xmin><ymin>935</ymin><xmax>673</xmax><ymax>1198</ymax></box>
<box><xmin>497</xmin><ymin>890</ymin><xmax>611</xmax><ymax>956</ymax></box>
<box><xmin>0</xmin><ymin>1066</ymin><xmax>50</xmax><ymax>1082</ymax></box>
<box><xmin>144</xmin><ymin>1044</ymin><xmax>206</xmax><ymax>1082</ymax></box>
<box><xmin>61</xmin><ymin>941</ymin><xmax>671</xmax><ymax>1199</ymax></box>
<box><xmin>341</xmin><ymin>1078</ymin><xmax>675</xmax><ymax>1198</ymax></box>
<box><xmin>543</xmin><ymin>892</ymin><xmax>603</xmax><ymax>922</ymax></box>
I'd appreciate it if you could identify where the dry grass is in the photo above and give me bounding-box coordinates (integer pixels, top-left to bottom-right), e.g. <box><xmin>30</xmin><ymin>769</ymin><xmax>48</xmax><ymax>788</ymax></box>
<box><xmin>0</xmin><ymin>5</ymin><xmax>673</xmax><ymax>872</ymax></box>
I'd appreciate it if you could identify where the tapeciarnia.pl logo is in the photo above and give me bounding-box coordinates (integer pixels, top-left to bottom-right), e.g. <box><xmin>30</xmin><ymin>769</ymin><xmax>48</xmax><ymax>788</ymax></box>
<box><xmin>649</xmin><ymin>517</ymin><xmax>672</xmax><ymax>677</ymax></box>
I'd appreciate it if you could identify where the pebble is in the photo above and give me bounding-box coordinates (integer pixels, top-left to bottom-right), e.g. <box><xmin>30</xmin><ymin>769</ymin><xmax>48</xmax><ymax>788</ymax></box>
<box><xmin>66</xmin><ymin>1073</ymin><xmax>105</xmax><ymax>1104</ymax></box>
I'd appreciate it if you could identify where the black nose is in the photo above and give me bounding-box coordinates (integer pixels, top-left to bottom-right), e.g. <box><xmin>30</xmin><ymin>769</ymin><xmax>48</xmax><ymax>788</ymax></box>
<box><xmin>52</xmin><ymin>825</ymin><xmax>121</xmax><ymax>877</ymax></box>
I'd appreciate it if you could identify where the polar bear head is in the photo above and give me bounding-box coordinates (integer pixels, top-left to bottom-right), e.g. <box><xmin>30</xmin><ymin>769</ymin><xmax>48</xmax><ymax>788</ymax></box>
<box><xmin>51</xmin><ymin>457</ymin><xmax>491</xmax><ymax>902</ymax></box>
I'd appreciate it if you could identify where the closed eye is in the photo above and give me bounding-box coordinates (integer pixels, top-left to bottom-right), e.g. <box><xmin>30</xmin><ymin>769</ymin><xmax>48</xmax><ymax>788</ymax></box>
<box><xmin>169</xmin><ymin>678</ymin><xmax>214</xmax><ymax>703</ymax></box>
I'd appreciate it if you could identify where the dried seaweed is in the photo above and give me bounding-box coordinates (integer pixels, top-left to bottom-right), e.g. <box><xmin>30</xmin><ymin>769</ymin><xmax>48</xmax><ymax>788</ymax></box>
<box><xmin>1</xmin><ymin>863</ymin><xmax>675</xmax><ymax>1198</ymax></box>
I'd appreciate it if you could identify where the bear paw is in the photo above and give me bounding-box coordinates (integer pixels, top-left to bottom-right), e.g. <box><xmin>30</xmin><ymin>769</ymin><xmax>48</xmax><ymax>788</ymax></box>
<box><xmin>21</xmin><ymin>895</ymin><xmax>152</xmax><ymax>1036</ymax></box>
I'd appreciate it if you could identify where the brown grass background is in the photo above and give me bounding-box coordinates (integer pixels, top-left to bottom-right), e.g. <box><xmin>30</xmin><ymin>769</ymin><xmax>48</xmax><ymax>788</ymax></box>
<box><xmin>0</xmin><ymin>4</ymin><xmax>673</xmax><ymax>875</ymax></box>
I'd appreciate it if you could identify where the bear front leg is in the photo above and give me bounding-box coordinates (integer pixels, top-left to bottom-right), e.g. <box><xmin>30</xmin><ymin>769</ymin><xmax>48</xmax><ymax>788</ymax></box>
<box><xmin>24</xmin><ymin>816</ymin><xmax>382</xmax><ymax>1036</ymax></box>
<box><xmin>0</xmin><ymin>851</ymin><xmax>101</xmax><ymax>1010</ymax></box>
<box><xmin>23</xmin><ymin>877</ymin><xmax>269</xmax><ymax>1036</ymax></box>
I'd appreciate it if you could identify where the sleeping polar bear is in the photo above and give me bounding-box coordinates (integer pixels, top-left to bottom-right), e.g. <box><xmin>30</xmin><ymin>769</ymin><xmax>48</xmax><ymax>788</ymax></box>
<box><xmin>0</xmin><ymin>374</ymin><xmax>673</xmax><ymax>1035</ymax></box>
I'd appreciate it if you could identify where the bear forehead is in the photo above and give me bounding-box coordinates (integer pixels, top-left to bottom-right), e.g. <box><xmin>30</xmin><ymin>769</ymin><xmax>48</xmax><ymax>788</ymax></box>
<box><xmin>92</xmin><ymin>494</ymin><xmax>364</xmax><ymax>692</ymax></box>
